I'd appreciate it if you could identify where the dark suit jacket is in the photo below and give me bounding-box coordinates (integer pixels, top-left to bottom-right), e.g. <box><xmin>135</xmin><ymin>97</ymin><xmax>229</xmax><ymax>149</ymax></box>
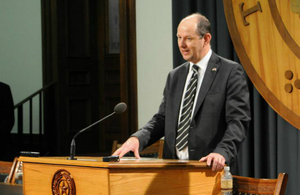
<box><xmin>133</xmin><ymin>52</ymin><xmax>251</xmax><ymax>168</ymax></box>
<box><xmin>0</xmin><ymin>82</ymin><xmax>15</xmax><ymax>160</ymax></box>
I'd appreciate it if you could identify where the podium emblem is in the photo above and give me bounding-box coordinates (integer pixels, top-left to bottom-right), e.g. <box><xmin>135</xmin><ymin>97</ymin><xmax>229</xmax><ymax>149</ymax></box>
<box><xmin>52</xmin><ymin>169</ymin><xmax>76</xmax><ymax>195</ymax></box>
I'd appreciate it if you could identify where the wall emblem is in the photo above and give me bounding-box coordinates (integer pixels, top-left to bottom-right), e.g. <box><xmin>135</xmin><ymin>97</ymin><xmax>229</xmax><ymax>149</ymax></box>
<box><xmin>224</xmin><ymin>0</ymin><xmax>300</xmax><ymax>130</ymax></box>
<box><xmin>290</xmin><ymin>0</ymin><xmax>300</xmax><ymax>15</ymax></box>
<box><xmin>52</xmin><ymin>169</ymin><xmax>76</xmax><ymax>195</ymax></box>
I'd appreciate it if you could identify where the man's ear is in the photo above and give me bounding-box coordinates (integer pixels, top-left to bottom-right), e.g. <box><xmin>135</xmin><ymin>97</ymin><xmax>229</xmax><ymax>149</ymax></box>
<box><xmin>203</xmin><ymin>33</ymin><xmax>212</xmax><ymax>46</ymax></box>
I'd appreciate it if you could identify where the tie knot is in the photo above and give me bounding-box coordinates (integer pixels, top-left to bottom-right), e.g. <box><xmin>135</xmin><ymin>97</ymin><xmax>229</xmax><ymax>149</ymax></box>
<box><xmin>192</xmin><ymin>65</ymin><xmax>198</xmax><ymax>73</ymax></box>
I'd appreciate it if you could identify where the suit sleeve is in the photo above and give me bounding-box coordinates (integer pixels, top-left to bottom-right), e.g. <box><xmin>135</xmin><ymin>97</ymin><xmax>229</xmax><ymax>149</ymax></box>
<box><xmin>131</xmin><ymin>73</ymin><xmax>171</xmax><ymax>152</ymax></box>
<box><xmin>213</xmin><ymin>64</ymin><xmax>251</xmax><ymax>165</ymax></box>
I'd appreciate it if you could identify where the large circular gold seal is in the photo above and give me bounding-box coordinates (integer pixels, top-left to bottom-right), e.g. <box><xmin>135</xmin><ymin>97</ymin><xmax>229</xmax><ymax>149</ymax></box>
<box><xmin>224</xmin><ymin>0</ymin><xmax>300</xmax><ymax>130</ymax></box>
<box><xmin>52</xmin><ymin>169</ymin><xmax>76</xmax><ymax>195</ymax></box>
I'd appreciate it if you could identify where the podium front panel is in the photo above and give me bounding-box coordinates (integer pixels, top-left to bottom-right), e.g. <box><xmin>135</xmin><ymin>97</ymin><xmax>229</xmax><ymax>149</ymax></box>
<box><xmin>110</xmin><ymin>167</ymin><xmax>221</xmax><ymax>194</ymax></box>
<box><xmin>23</xmin><ymin>162</ymin><xmax>109</xmax><ymax>195</ymax></box>
<box><xmin>19</xmin><ymin>156</ymin><xmax>222</xmax><ymax>195</ymax></box>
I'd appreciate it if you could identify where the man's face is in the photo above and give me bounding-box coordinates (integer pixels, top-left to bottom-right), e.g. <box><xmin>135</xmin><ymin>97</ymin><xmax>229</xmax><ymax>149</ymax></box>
<box><xmin>177</xmin><ymin>18</ymin><xmax>206</xmax><ymax>64</ymax></box>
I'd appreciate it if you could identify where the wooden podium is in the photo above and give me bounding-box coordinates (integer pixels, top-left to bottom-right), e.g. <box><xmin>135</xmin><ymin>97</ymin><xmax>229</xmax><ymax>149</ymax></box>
<box><xmin>18</xmin><ymin>156</ymin><xmax>222</xmax><ymax>195</ymax></box>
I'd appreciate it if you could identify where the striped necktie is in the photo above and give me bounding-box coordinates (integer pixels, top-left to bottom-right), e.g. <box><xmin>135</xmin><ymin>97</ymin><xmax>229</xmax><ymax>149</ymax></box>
<box><xmin>176</xmin><ymin>65</ymin><xmax>199</xmax><ymax>151</ymax></box>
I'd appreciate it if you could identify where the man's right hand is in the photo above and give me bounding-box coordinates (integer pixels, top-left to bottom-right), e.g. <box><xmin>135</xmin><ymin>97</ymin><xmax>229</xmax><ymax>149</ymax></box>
<box><xmin>112</xmin><ymin>137</ymin><xmax>141</xmax><ymax>159</ymax></box>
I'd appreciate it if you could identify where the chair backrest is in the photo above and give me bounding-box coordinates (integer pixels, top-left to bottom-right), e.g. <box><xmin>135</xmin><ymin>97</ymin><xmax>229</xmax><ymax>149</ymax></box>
<box><xmin>112</xmin><ymin>138</ymin><xmax>164</xmax><ymax>158</ymax></box>
<box><xmin>0</xmin><ymin>160</ymin><xmax>13</xmax><ymax>182</ymax></box>
<box><xmin>0</xmin><ymin>157</ymin><xmax>19</xmax><ymax>184</ymax></box>
<box><xmin>10</xmin><ymin>158</ymin><xmax>22</xmax><ymax>185</ymax></box>
<box><xmin>233</xmin><ymin>173</ymin><xmax>288</xmax><ymax>195</ymax></box>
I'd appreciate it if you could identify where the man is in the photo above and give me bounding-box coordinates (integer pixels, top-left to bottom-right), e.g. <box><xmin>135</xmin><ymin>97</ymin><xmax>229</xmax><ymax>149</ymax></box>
<box><xmin>0</xmin><ymin>82</ymin><xmax>15</xmax><ymax>161</ymax></box>
<box><xmin>113</xmin><ymin>13</ymin><xmax>251</xmax><ymax>172</ymax></box>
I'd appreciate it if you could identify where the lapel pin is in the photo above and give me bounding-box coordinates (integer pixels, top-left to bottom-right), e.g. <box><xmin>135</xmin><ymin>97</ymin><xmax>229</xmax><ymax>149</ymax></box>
<box><xmin>212</xmin><ymin>68</ymin><xmax>217</xmax><ymax>72</ymax></box>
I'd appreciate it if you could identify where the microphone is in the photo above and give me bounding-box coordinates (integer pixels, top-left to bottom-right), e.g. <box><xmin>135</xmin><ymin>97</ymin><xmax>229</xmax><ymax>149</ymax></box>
<box><xmin>68</xmin><ymin>102</ymin><xmax>127</xmax><ymax>160</ymax></box>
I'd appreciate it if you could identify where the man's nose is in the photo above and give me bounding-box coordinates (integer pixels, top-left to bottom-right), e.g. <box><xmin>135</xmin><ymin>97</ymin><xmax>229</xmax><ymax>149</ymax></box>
<box><xmin>179</xmin><ymin>40</ymin><xmax>186</xmax><ymax>47</ymax></box>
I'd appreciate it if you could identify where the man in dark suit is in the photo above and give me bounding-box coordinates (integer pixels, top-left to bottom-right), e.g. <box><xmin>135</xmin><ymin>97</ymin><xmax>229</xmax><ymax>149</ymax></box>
<box><xmin>113</xmin><ymin>13</ymin><xmax>251</xmax><ymax>172</ymax></box>
<box><xmin>0</xmin><ymin>82</ymin><xmax>15</xmax><ymax>161</ymax></box>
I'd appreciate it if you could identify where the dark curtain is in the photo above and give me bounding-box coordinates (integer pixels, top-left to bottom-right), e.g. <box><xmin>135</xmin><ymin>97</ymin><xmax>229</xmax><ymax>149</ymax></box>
<box><xmin>172</xmin><ymin>1</ymin><xmax>300</xmax><ymax>194</ymax></box>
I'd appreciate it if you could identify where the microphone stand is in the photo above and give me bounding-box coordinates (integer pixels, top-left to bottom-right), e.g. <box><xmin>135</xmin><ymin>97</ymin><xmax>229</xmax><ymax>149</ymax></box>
<box><xmin>68</xmin><ymin>112</ymin><xmax>115</xmax><ymax>160</ymax></box>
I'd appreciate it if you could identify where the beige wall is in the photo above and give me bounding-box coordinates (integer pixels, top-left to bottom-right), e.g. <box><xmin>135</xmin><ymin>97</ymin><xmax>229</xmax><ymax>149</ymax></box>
<box><xmin>136</xmin><ymin>0</ymin><xmax>173</xmax><ymax>128</ymax></box>
<box><xmin>0</xmin><ymin>0</ymin><xmax>42</xmax><ymax>133</ymax></box>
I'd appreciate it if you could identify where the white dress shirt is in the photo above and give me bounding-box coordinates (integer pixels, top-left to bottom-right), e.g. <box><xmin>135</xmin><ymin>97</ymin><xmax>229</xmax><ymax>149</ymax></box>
<box><xmin>176</xmin><ymin>49</ymin><xmax>212</xmax><ymax>159</ymax></box>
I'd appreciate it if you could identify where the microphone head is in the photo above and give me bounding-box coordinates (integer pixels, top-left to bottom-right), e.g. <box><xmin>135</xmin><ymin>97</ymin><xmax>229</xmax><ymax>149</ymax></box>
<box><xmin>114</xmin><ymin>102</ymin><xmax>127</xmax><ymax>114</ymax></box>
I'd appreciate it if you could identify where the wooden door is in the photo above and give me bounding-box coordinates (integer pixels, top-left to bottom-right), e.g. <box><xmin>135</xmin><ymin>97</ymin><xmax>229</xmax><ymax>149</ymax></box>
<box><xmin>42</xmin><ymin>0</ymin><xmax>137</xmax><ymax>156</ymax></box>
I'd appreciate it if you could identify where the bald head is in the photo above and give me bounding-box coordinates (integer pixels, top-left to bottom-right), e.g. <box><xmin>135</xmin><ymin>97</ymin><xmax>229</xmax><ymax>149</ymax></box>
<box><xmin>180</xmin><ymin>13</ymin><xmax>211</xmax><ymax>38</ymax></box>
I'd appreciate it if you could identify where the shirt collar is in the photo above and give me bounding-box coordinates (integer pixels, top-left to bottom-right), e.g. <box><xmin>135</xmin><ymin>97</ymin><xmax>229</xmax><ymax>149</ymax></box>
<box><xmin>189</xmin><ymin>49</ymin><xmax>212</xmax><ymax>72</ymax></box>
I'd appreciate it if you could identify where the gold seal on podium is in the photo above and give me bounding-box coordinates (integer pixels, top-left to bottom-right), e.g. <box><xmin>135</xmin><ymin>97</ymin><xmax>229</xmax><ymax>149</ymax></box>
<box><xmin>52</xmin><ymin>169</ymin><xmax>76</xmax><ymax>195</ymax></box>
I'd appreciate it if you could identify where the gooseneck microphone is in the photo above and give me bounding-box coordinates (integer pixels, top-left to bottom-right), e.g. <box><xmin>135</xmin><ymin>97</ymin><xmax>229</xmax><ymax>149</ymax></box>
<box><xmin>68</xmin><ymin>102</ymin><xmax>127</xmax><ymax>160</ymax></box>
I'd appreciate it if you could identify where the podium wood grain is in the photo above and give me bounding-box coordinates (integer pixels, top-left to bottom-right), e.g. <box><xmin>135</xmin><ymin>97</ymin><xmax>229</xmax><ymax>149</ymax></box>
<box><xmin>19</xmin><ymin>156</ymin><xmax>222</xmax><ymax>195</ymax></box>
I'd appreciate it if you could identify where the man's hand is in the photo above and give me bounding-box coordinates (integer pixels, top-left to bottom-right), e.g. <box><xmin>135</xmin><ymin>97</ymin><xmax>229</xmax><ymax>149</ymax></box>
<box><xmin>112</xmin><ymin>137</ymin><xmax>140</xmax><ymax>159</ymax></box>
<box><xmin>199</xmin><ymin>153</ymin><xmax>225</xmax><ymax>171</ymax></box>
